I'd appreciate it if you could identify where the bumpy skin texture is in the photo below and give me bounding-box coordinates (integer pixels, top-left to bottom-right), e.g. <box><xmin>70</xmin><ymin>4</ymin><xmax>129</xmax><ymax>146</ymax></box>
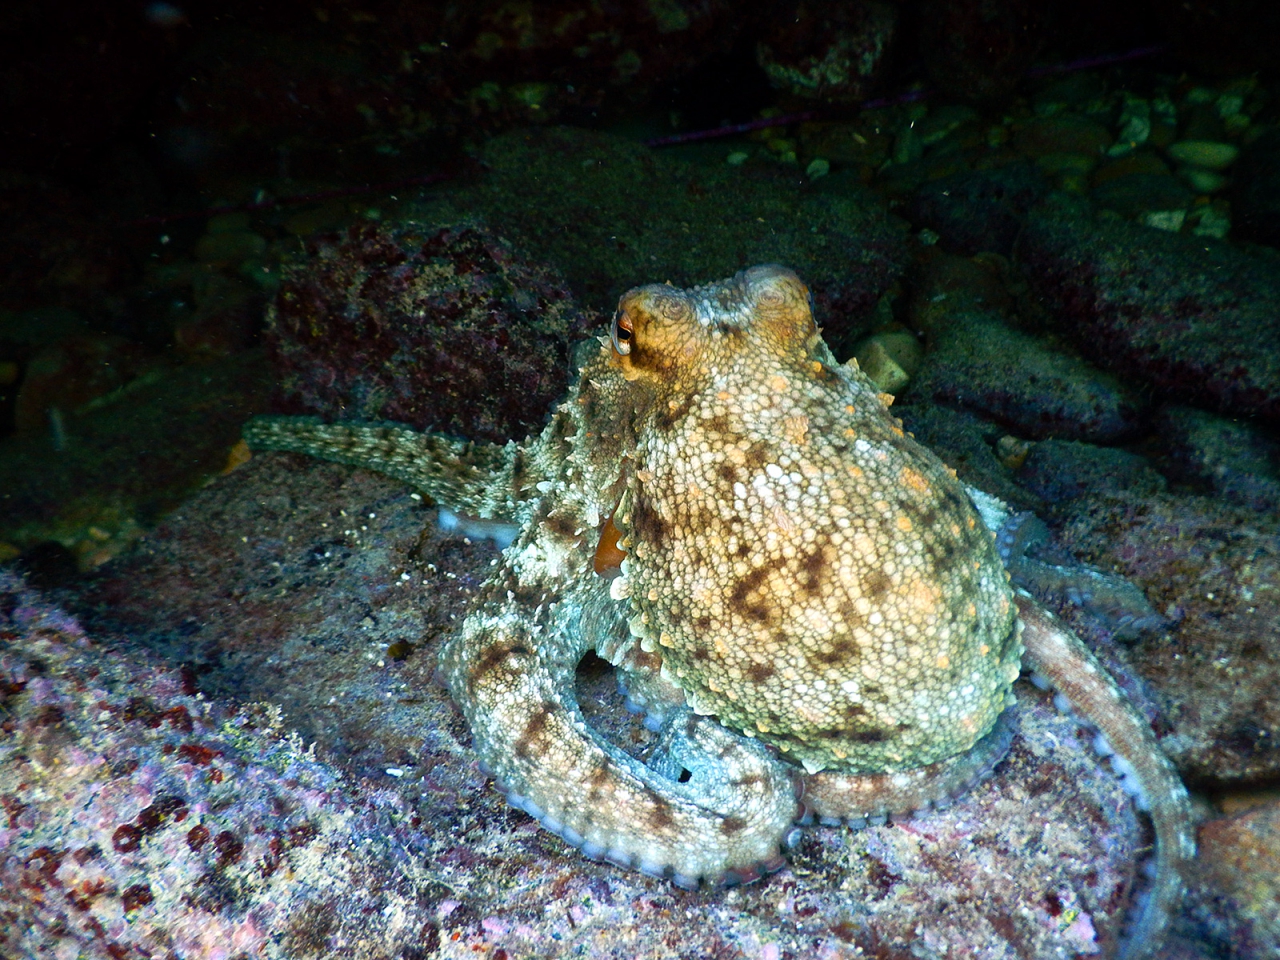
<box><xmin>244</xmin><ymin>265</ymin><xmax>1193</xmax><ymax>959</ymax></box>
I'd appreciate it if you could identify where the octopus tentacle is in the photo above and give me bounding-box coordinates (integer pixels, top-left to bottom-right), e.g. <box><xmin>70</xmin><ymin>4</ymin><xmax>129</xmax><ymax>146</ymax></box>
<box><xmin>605</xmin><ymin>638</ymin><xmax>687</xmax><ymax>731</ymax></box>
<box><xmin>1016</xmin><ymin>592</ymin><xmax>1195</xmax><ymax>960</ymax></box>
<box><xmin>438</xmin><ymin>582</ymin><xmax>800</xmax><ymax>888</ymax></box>
<box><xmin>797</xmin><ymin>707</ymin><xmax>1017</xmax><ymax>826</ymax></box>
<box><xmin>243</xmin><ymin>416</ymin><xmax>529</xmax><ymax>519</ymax></box>
<box><xmin>999</xmin><ymin>512</ymin><xmax>1165</xmax><ymax>637</ymax></box>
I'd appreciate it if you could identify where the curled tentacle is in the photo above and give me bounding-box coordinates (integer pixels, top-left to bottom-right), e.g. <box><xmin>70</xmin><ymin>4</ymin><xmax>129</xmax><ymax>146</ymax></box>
<box><xmin>439</xmin><ymin>584</ymin><xmax>799</xmax><ymax>888</ymax></box>
<box><xmin>798</xmin><ymin>706</ymin><xmax>1017</xmax><ymax>826</ymax></box>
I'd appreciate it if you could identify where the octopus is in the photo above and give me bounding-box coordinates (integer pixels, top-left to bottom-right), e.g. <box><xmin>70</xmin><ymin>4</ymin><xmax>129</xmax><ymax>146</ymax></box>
<box><xmin>244</xmin><ymin>264</ymin><xmax>1195</xmax><ymax>959</ymax></box>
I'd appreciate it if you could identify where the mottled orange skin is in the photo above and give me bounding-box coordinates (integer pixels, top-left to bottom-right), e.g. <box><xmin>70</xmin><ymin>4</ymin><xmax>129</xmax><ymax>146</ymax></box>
<box><xmin>602</xmin><ymin>267</ymin><xmax>1021</xmax><ymax>775</ymax></box>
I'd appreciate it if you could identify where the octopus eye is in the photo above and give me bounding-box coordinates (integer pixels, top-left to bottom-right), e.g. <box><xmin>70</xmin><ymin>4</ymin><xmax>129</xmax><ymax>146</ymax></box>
<box><xmin>611</xmin><ymin>311</ymin><xmax>634</xmax><ymax>356</ymax></box>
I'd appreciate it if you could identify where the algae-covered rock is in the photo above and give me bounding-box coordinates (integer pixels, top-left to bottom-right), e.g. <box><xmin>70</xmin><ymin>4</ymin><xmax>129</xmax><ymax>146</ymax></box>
<box><xmin>418</xmin><ymin>126</ymin><xmax>911</xmax><ymax>351</ymax></box>
<box><xmin>904</xmin><ymin>162</ymin><xmax>1049</xmax><ymax>257</ymax></box>
<box><xmin>906</xmin><ymin>309</ymin><xmax>1146</xmax><ymax>443</ymax></box>
<box><xmin>1018</xmin><ymin>198</ymin><xmax>1280</xmax><ymax>425</ymax></box>
<box><xmin>4</xmin><ymin>452</ymin><xmax>1161</xmax><ymax>959</ymax></box>
<box><xmin>264</xmin><ymin>219</ymin><xmax>597</xmax><ymax>444</ymax></box>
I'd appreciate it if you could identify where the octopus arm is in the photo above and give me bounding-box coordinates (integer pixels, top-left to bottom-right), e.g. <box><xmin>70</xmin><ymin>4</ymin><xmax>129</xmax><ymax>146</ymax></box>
<box><xmin>1017</xmin><ymin>592</ymin><xmax>1195</xmax><ymax>960</ymax></box>
<box><xmin>797</xmin><ymin>707</ymin><xmax>1017</xmax><ymax>826</ymax></box>
<box><xmin>437</xmin><ymin>577</ymin><xmax>800</xmax><ymax>888</ymax></box>
<box><xmin>243</xmin><ymin>415</ymin><xmax>527</xmax><ymax>519</ymax></box>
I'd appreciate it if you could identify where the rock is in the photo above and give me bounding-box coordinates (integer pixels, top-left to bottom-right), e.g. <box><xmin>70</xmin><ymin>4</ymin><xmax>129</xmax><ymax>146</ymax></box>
<box><xmin>906</xmin><ymin>309</ymin><xmax>1147</xmax><ymax>443</ymax></box>
<box><xmin>904</xmin><ymin>248</ymin><xmax>1017</xmax><ymax>330</ymax></box>
<box><xmin>1090</xmin><ymin>173</ymin><xmax>1194</xmax><ymax>220</ymax></box>
<box><xmin>0</xmin><ymin>353</ymin><xmax>272</xmax><ymax>558</ymax></box>
<box><xmin>152</xmin><ymin>2</ymin><xmax>754</xmax><ymax>187</ymax></box>
<box><xmin>904</xmin><ymin>162</ymin><xmax>1049</xmax><ymax>257</ymax></box>
<box><xmin>756</xmin><ymin>0</ymin><xmax>898</xmax><ymax>103</ymax></box>
<box><xmin>426</xmin><ymin>126</ymin><xmax>910</xmax><ymax>352</ymax></box>
<box><xmin>1153</xmin><ymin>404</ymin><xmax>1280</xmax><ymax>513</ymax></box>
<box><xmin>173</xmin><ymin>274</ymin><xmax>264</xmax><ymax>358</ymax></box>
<box><xmin>1017</xmin><ymin>197</ymin><xmax>1280</xmax><ymax>425</ymax></box>
<box><xmin>798</xmin><ymin>120</ymin><xmax>892</xmax><ymax>167</ymax></box>
<box><xmin>894</xmin><ymin>402</ymin><xmax>1039</xmax><ymax>510</ymax></box>
<box><xmin>1231</xmin><ymin>127</ymin><xmax>1280</xmax><ymax>248</ymax></box>
<box><xmin>0</xmin><ymin>569</ymin><xmax>460</xmax><ymax>960</ymax></box>
<box><xmin>1190</xmin><ymin>800</ymin><xmax>1280</xmax><ymax>958</ymax></box>
<box><xmin>193</xmin><ymin>228</ymin><xmax>267</xmax><ymax>267</ymax></box>
<box><xmin>13</xmin><ymin>334</ymin><xmax>150</xmax><ymax>433</ymax></box>
<box><xmin>913</xmin><ymin>104</ymin><xmax>982</xmax><ymax>146</ymax></box>
<box><xmin>1179</xmin><ymin>167</ymin><xmax>1229</xmax><ymax>194</ymax></box>
<box><xmin>1057</xmin><ymin>491</ymin><xmax>1280</xmax><ymax>783</ymax></box>
<box><xmin>900</xmin><ymin>246</ymin><xmax>1150</xmax><ymax>466</ymax></box>
<box><xmin>1015</xmin><ymin>114</ymin><xmax>1114</xmax><ymax>158</ymax></box>
<box><xmin>1017</xmin><ymin>440</ymin><xmax>1166</xmax><ymax>505</ymax></box>
<box><xmin>1166</xmin><ymin>140</ymin><xmax>1239</xmax><ymax>170</ymax></box>
<box><xmin>1091</xmin><ymin>151</ymin><xmax>1173</xmax><ymax>186</ymax></box>
<box><xmin>264</xmin><ymin>219</ymin><xmax>598</xmax><ymax>445</ymax></box>
<box><xmin>6</xmin><ymin>449</ymin><xmax>1177</xmax><ymax>958</ymax></box>
<box><xmin>851</xmin><ymin>328</ymin><xmax>922</xmax><ymax>394</ymax></box>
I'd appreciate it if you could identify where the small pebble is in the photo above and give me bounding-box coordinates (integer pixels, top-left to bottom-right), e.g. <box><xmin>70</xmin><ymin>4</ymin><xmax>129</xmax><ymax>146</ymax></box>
<box><xmin>1143</xmin><ymin>209</ymin><xmax>1186</xmax><ymax>232</ymax></box>
<box><xmin>1179</xmin><ymin>167</ymin><xmax>1228</xmax><ymax>194</ymax></box>
<box><xmin>1167</xmin><ymin>140</ymin><xmax>1239</xmax><ymax>170</ymax></box>
<box><xmin>996</xmin><ymin>435</ymin><xmax>1032</xmax><ymax>470</ymax></box>
<box><xmin>1190</xmin><ymin>205</ymin><xmax>1231</xmax><ymax>239</ymax></box>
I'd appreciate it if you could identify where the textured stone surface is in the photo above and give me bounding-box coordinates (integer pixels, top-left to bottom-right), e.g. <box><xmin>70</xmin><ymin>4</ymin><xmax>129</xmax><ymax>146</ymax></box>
<box><xmin>0</xmin><ymin>352</ymin><xmax>272</xmax><ymax>562</ymax></box>
<box><xmin>264</xmin><ymin>220</ymin><xmax>597</xmax><ymax>444</ymax></box>
<box><xmin>1017</xmin><ymin>198</ymin><xmax>1280</xmax><ymax>425</ymax></box>
<box><xmin>1016</xmin><ymin>439</ymin><xmax>1166</xmax><ymax>505</ymax></box>
<box><xmin>756</xmin><ymin>0</ymin><xmax>898</xmax><ymax>104</ymax></box>
<box><xmin>1058</xmin><ymin>491</ymin><xmax>1280</xmax><ymax>784</ymax></box>
<box><xmin>905</xmin><ymin>162</ymin><xmax>1050</xmax><ymax>257</ymax></box>
<box><xmin>1154</xmin><ymin>404</ymin><xmax>1280</xmax><ymax>513</ymax></box>
<box><xmin>417</xmin><ymin>126</ymin><xmax>912</xmax><ymax>353</ymax></box>
<box><xmin>0</xmin><ymin>451</ymin><xmax>1168</xmax><ymax>959</ymax></box>
<box><xmin>1189</xmin><ymin>800</ymin><xmax>1280</xmax><ymax>959</ymax></box>
<box><xmin>907</xmin><ymin>309</ymin><xmax>1147</xmax><ymax>443</ymax></box>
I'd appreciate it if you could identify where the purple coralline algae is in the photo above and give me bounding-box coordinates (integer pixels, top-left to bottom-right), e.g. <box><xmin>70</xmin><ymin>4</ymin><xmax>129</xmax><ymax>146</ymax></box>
<box><xmin>265</xmin><ymin>220</ymin><xmax>598</xmax><ymax>444</ymax></box>
<box><xmin>1017</xmin><ymin>197</ymin><xmax>1280</xmax><ymax>426</ymax></box>
<box><xmin>0</xmin><ymin>447</ymin><xmax>1178</xmax><ymax>958</ymax></box>
<box><xmin>1056</xmin><ymin>490</ymin><xmax>1280</xmax><ymax>785</ymax></box>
